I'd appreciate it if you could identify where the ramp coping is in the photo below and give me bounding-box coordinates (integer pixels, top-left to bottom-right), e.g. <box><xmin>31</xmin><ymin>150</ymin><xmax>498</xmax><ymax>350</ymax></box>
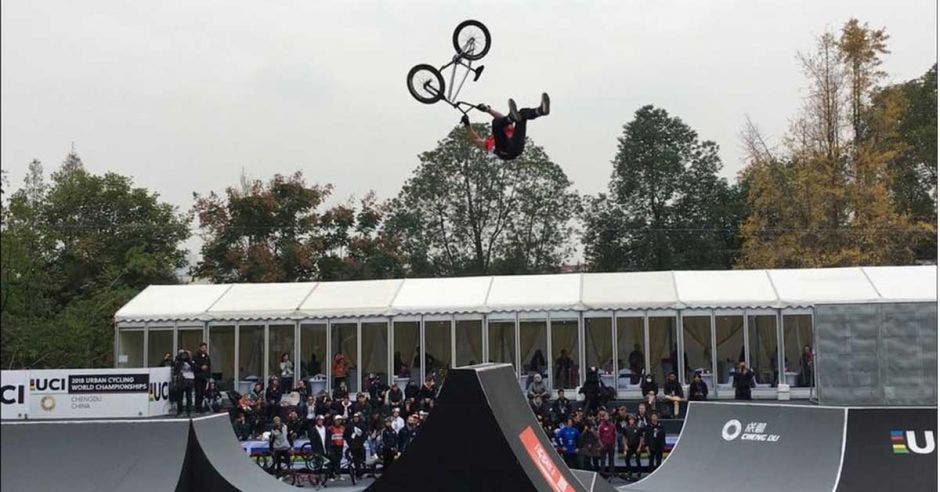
<box><xmin>688</xmin><ymin>401</ymin><xmax>936</xmax><ymax>410</ymax></box>
<box><xmin>0</xmin><ymin>413</ymin><xmax>225</xmax><ymax>425</ymax></box>
<box><xmin>830</xmin><ymin>407</ymin><xmax>849</xmax><ymax>492</ymax></box>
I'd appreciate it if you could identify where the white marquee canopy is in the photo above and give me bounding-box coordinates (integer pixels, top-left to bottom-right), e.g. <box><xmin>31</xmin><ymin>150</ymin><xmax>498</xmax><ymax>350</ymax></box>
<box><xmin>114</xmin><ymin>266</ymin><xmax>937</xmax><ymax>323</ymax></box>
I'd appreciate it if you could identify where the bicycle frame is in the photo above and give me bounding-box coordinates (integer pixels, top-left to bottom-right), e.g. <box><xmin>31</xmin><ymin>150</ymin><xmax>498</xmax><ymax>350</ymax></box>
<box><xmin>421</xmin><ymin>38</ymin><xmax>482</xmax><ymax>115</ymax></box>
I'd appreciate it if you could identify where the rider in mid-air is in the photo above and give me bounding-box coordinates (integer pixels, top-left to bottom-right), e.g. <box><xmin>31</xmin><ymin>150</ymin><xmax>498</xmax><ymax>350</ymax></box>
<box><xmin>461</xmin><ymin>93</ymin><xmax>550</xmax><ymax>160</ymax></box>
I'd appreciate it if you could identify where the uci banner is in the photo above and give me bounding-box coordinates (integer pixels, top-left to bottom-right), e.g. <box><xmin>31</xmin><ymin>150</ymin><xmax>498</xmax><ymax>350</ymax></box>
<box><xmin>0</xmin><ymin>367</ymin><xmax>172</xmax><ymax>420</ymax></box>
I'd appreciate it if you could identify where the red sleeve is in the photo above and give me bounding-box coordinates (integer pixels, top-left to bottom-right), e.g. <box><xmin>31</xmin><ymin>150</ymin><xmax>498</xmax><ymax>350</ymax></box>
<box><xmin>484</xmin><ymin>136</ymin><xmax>495</xmax><ymax>151</ymax></box>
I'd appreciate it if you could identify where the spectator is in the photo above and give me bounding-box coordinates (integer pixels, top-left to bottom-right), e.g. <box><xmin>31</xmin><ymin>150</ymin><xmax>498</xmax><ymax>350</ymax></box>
<box><xmin>381</xmin><ymin>418</ymin><xmax>399</xmax><ymax>470</ymax></box>
<box><xmin>303</xmin><ymin>396</ymin><xmax>317</xmax><ymax>436</ymax></box>
<box><xmin>193</xmin><ymin>343</ymin><xmax>211</xmax><ymax>414</ymax></box>
<box><xmin>269</xmin><ymin>416</ymin><xmax>292</xmax><ymax>474</ymax></box>
<box><xmin>579</xmin><ymin>369</ymin><xmax>601</xmax><ymax>416</ymax></box>
<box><xmin>327</xmin><ymin>416</ymin><xmax>346</xmax><ymax>481</ymax></box>
<box><xmin>662</xmin><ymin>372</ymin><xmax>685</xmax><ymax>418</ymax></box>
<box><xmin>628</xmin><ymin>344</ymin><xmax>644</xmax><ymax>384</ymax></box>
<box><xmin>345</xmin><ymin>413</ymin><xmax>368</xmax><ymax>478</ymax></box>
<box><xmin>292</xmin><ymin>379</ymin><xmax>308</xmax><ymax>403</ymax></box>
<box><xmin>669</xmin><ymin>345</ymin><xmax>691</xmax><ymax>380</ymax></box>
<box><xmin>390</xmin><ymin>408</ymin><xmax>405</xmax><ymax>433</ymax></box>
<box><xmin>309</xmin><ymin>415</ymin><xmax>328</xmax><ymax>456</ymax></box>
<box><xmin>233</xmin><ymin>412</ymin><xmax>252</xmax><ymax>441</ymax></box>
<box><xmin>530</xmin><ymin>395</ymin><xmax>549</xmax><ymax>419</ymax></box>
<box><xmin>308</xmin><ymin>352</ymin><xmax>321</xmax><ymax>377</ymax></box>
<box><xmin>621</xmin><ymin>415</ymin><xmax>643</xmax><ymax>480</ymax></box>
<box><xmin>640</xmin><ymin>374</ymin><xmax>658</xmax><ymax>397</ymax></box>
<box><xmin>279</xmin><ymin>353</ymin><xmax>294</xmax><ymax>392</ymax></box>
<box><xmin>265</xmin><ymin>378</ymin><xmax>281</xmax><ymax>421</ymax></box>
<box><xmin>733</xmin><ymin>362</ymin><xmax>755</xmax><ymax>400</ymax></box>
<box><xmin>337</xmin><ymin>395</ymin><xmax>353</xmax><ymax>419</ymax></box>
<box><xmin>174</xmin><ymin>349</ymin><xmax>195</xmax><ymax>417</ymax></box>
<box><xmin>332</xmin><ymin>351</ymin><xmax>350</xmax><ymax>390</ymax></box>
<box><xmin>529</xmin><ymin>349</ymin><xmax>547</xmax><ymax>375</ymax></box>
<box><xmin>613</xmin><ymin>405</ymin><xmax>629</xmax><ymax>454</ymax></box>
<box><xmin>528</xmin><ymin>374</ymin><xmax>548</xmax><ymax>401</ymax></box>
<box><xmin>332</xmin><ymin>381</ymin><xmax>349</xmax><ymax>401</ymax></box>
<box><xmin>554</xmin><ymin>349</ymin><xmax>575</xmax><ymax>388</ymax></box>
<box><xmin>689</xmin><ymin>372</ymin><xmax>709</xmax><ymax>401</ymax></box>
<box><xmin>286</xmin><ymin>410</ymin><xmax>304</xmax><ymax>440</ymax></box>
<box><xmin>159</xmin><ymin>352</ymin><xmax>174</xmax><ymax>368</ymax></box>
<box><xmin>398</xmin><ymin>415</ymin><xmax>419</xmax><ymax>453</ymax></box>
<box><xmin>577</xmin><ymin>421</ymin><xmax>602</xmax><ymax>471</ymax></box>
<box><xmin>643</xmin><ymin>390</ymin><xmax>660</xmax><ymax>417</ymax></box>
<box><xmin>386</xmin><ymin>384</ymin><xmax>404</xmax><ymax>408</ymax></box>
<box><xmin>635</xmin><ymin>402</ymin><xmax>650</xmax><ymax>429</ymax></box>
<box><xmin>551</xmin><ymin>389</ymin><xmax>572</xmax><ymax>424</ymax></box>
<box><xmin>404</xmin><ymin>380</ymin><xmax>420</xmax><ymax>401</ymax></box>
<box><xmin>558</xmin><ymin>418</ymin><xmax>581</xmax><ymax>468</ymax></box>
<box><xmin>366</xmin><ymin>373</ymin><xmax>389</xmax><ymax>402</ymax></box>
<box><xmin>204</xmin><ymin>379</ymin><xmax>223</xmax><ymax>413</ymax></box>
<box><xmin>800</xmin><ymin>345</ymin><xmax>814</xmax><ymax>387</ymax></box>
<box><xmin>643</xmin><ymin>413</ymin><xmax>666</xmax><ymax>471</ymax></box>
<box><xmin>393</xmin><ymin>351</ymin><xmax>407</xmax><ymax>377</ymax></box>
<box><xmin>416</xmin><ymin>377</ymin><xmax>436</xmax><ymax>401</ymax></box>
<box><xmin>597</xmin><ymin>410</ymin><xmax>617</xmax><ymax>477</ymax></box>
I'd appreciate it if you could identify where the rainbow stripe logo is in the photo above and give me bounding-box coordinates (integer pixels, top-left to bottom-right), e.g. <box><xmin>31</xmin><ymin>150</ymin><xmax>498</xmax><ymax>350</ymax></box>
<box><xmin>891</xmin><ymin>430</ymin><xmax>908</xmax><ymax>454</ymax></box>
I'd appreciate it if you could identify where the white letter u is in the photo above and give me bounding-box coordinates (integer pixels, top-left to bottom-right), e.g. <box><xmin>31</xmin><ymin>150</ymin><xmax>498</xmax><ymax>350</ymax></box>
<box><xmin>905</xmin><ymin>431</ymin><xmax>935</xmax><ymax>455</ymax></box>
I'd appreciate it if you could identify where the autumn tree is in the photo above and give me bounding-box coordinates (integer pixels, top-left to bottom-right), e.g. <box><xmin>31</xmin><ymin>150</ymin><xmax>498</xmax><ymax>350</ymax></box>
<box><xmin>191</xmin><ymin>172</ymin><xmax>403</xmax><ymax>282</ymax></box>
<box><xmin>582</xmin><ymin>105</ymin><xmax>745</xmax><ymax>271</ymax></box>
<box><xmin>385</xmin><ymin>125</ymin><xmax>579</xmax><ymax>276</ymax></box>
<box><xmin>739</xmin><ymin>19</ymin><xmax>933</xmax><ymax>268</ymax></box>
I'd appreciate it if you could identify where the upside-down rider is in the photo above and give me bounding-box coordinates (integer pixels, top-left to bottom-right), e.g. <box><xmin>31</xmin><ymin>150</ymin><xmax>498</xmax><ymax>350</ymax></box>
<box><xmin>461</xmin><ymin>93</ymin><xmax>550</xmax><ymax>160</ymax></box>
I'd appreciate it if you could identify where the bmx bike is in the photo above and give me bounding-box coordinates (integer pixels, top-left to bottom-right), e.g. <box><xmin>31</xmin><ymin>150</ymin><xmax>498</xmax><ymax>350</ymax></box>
<box><xmin>406</xmin><ymin>19</ymin><xmax>491</xmax><ymax>114</ymax></box>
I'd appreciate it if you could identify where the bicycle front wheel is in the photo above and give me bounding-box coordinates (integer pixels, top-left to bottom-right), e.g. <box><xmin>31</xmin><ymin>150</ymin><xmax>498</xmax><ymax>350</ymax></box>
<box><xmin>407</xmin><ymin>64</ymin><xmax>445</xmax><ymax>104</ymax></box>
<box><xmin>453</xmin><ymin>20</ymin><xmax>491</xmax><ymax>60</ymax></box>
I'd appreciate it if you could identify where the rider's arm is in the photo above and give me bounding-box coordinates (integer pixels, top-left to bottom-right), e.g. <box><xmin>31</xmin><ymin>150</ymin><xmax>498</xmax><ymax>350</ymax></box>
<box><xmin>466</xmin><ymin>125</ymin><xmax>487</xmax><ymax>150</ymax></box>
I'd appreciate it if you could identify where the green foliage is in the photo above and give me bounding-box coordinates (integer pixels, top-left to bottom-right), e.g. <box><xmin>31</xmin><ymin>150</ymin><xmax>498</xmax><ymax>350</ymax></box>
<box><xmin>1</xmin><ymin>153</ymin><xmax>190</xmax><ymax>368</ymax></box>
<box><xmin>384</xmin><ymin>124</ymin><xmax>579</xmax><ymax>276</ymax></box>
<box><xmin>191</xmin><ymin>173</ymin><xmax>403</xmax><ymax>282</ymax></box>
<box><xmin>582</xmin><ymin>105</ymin><xmax>745</xmax><ymax>271</ymax></box>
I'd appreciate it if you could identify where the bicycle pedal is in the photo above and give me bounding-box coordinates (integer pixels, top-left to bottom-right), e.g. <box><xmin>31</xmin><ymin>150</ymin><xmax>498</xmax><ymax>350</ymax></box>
<box><xmin>473</xmin><ymin>65</ymin><xmax>485</xmax><ymax>81</ymax></box>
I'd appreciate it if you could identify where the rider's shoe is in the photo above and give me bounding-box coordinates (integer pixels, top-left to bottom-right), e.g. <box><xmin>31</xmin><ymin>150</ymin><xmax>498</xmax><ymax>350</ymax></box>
<box><xmin>539</xmin><ymin>92</ymin><xmax>550</xmax><ymax>116</ymax></box>
<box><xmin>508</xmin><ymin>98</ymin><xmax>520</xmax><ymax>122</ymax></box>
<box><xmin>476</xmin><ymin>103</ymin><xmax>491</xmax><ymax>112</ymax></box>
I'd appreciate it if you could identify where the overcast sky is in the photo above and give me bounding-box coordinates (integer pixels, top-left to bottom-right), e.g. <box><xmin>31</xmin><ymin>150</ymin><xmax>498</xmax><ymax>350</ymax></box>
<box><xmin>2</xmin><ymin>0</ymin><xmax>936</xmax><ymax>258</ymax></box>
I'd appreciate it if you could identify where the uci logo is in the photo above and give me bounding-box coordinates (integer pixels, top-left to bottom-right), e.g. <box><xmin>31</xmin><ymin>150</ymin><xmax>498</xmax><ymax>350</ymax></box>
<box><xmin>1</xmin><ymin>384</ymin><xmax>25</xmax><ymax>404</ymax></box>
<box><xmin>891</xmin><ymin>430</ymin><xmax>935</xmax><ymax>455</ymax></box>
<box><xmin>30</xmin><ymin>377</ymin><xmax>66</xmax><ymax>392</ymax></box>
<box><xmin>149</xmin><ymin>382</ymin><xmax>169</xmax><ymax>401</ymax></box>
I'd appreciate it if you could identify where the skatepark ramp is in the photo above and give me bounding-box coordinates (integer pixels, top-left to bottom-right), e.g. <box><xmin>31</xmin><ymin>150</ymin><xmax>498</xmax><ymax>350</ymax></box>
<box><xmin>624</xmin><ymin>402</ymin><xmax>936</xmax><ymax>492</ymax></box>
<box><xmin>0</xmin><ymin>413</ymin><xmax>295</xmax><ymax>492</ymax></box>
<box><xmin>369</xmin><ymin>363</ymin><xmax>615</xmax><ymax>492</ymax></box>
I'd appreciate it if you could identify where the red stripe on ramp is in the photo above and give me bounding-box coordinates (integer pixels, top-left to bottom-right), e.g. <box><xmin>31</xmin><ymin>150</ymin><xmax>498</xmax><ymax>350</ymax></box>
<box><xmin>518</xmin><ymin>426</ymin><xmax>574</xmax><ymax>492</ymax></box>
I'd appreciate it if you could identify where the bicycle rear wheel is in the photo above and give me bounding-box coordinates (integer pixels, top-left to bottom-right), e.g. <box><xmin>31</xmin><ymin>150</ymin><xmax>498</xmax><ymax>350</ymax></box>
<box><xmin>407</xmin><ymin>64</ymin><xmax>445</xmax><ymax>104</ymax></box>
<box><xmin>453</xmin><ymin>20</ymin><xmax>491</xmax><ymax>60</ymax></box>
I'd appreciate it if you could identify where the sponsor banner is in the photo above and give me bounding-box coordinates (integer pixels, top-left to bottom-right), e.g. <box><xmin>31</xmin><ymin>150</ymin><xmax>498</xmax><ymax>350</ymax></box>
<box><xmin>837</xmin><ymin>407</ymin><xmax>937</xmax><ymax>491</ymax></box>
<box><xmin>1</xmin><ymin>370</ymin><xmax>29</xmax><ymax>420</ymax></box>
<box><xmin>1</xmin><ymin>367</ymin><xmax>174</xmax><ymax>420</ymax></box>
<box><xmin>518</xmin><ymin>426</ymin><xmax>574</xmax><ymax>492</ymax></box>
<box><xmin>147</xmin><ymin>367</ymin><xmax>173</xmax><ymax>416</ymax></box>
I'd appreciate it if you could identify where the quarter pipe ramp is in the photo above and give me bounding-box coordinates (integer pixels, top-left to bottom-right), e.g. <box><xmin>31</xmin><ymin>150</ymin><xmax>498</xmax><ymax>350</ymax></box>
<box><xmin>368</xmin><ymin>363</ymin><xmax>615</xmax><ymax>492</ymax></box>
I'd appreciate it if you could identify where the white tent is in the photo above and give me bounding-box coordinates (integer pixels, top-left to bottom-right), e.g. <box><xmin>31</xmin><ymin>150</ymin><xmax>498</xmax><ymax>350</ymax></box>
<box><xmin>114</xmin><ymin>266</ymin><xmax>937</xmax><ymax>323</ymax></box>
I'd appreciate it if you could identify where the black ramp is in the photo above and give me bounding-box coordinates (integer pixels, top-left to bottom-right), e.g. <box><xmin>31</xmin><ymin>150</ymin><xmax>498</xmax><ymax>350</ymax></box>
<box><xmin>187</xmin><ymin>413</ymin><xmax>298</xmax><ymax>491</ymax></box>
<box><xmin>369</xmin><ymin>364</ymin><xmax>616</xmax><ymax>492</ymax></box>
<box><xmin>623</xmin><ymin>402</ymin><xmax>845</xmax><ymax>492</ymax></box>
<box><xmin>0</xmin><ymin>418</ymin><xmax>189</xmax><ymax>492</ymax></box>
<box><xmin>836</xmin><ymin>407</ymin><xmax>937</xmax><ymax>491</ymax></box>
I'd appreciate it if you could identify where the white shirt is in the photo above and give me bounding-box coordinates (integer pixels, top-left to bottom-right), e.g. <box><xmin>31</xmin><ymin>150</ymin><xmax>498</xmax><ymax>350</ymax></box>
<box><xmin>306</xmin><ymin>403</ymin><xmax>317</xmax><ymax>420</ymax></box>
<box><xmin>316</xmin><ymin>425</ymin><xmax>327</xmax><ymax>446</ymax></box>
<box><xmin>391</xmin><ymin>415</ymin><xmax>405</xmax><ymax>433</ymax></box>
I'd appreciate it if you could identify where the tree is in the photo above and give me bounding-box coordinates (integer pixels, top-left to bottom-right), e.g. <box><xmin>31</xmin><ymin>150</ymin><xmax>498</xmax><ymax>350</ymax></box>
<box><xmin>385</xmin><ymin>125</ymin><xmax>579</xmax><ymax>276</ymax></box>
<box><xmin>1</xmin><ymin>152</ymin><xmax>190</xmax><ymax>368</ymax></box>
<box><xmin>192</xmin><ymin>172</ymin><xmax>403</xmax><ymax>282</ymax></box>
<box><xmin>582</xmin><ymin>105</ymin><xmax>744</xmax><ymax>271</ymax></box>
<box><xmin>738</xmin><ymin>20</ymin><xmax>932</xmax><ymax>268</ymax></box>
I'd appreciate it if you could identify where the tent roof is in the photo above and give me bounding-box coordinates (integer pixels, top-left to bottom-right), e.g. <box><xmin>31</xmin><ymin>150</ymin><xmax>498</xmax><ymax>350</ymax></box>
<box><xmin>114</xmin><ymin>266</ymin><xmax>937</xmax><ymax>323</ymax></box>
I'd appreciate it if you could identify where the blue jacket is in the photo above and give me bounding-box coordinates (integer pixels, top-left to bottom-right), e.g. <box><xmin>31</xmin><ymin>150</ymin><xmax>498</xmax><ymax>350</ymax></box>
<box><xmin>558</xmin><ymin>425</ymin><xmax>580</xmax><ymax>455</ymax></box>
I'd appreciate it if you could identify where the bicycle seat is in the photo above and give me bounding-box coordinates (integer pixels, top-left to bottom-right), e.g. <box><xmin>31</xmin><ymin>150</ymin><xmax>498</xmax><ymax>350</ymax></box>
<box><xmin>473</xmin><ymin>65</ymin><xmax>485</xmax><ymax>81</ymax></box>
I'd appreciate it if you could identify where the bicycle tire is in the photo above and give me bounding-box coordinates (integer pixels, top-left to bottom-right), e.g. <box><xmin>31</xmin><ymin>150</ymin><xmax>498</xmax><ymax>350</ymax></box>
<box><xmin>407</xmin><ymin>64</ymin><xmax>445</xmax><ymax>104</ymax></box>
<box><xmin>452</xmin><ymin>20</ymin><xmax>491</xmax><ymax>61</ymax></box>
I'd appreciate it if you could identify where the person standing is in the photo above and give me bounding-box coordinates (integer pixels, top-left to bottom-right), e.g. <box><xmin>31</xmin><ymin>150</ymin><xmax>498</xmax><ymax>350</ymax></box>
<box><xmin>597</xmin><ymin>410</ymin><xmax>617</xmax><ymax>477</ymax></box>
<box><xmin>174</xmin><ymin>349</ymin><xmax>195</xmax><ymax>417</ymax></box>
<box><xmin>577</xmin><ymin>422</ymin><xmax>602</xmax><ymax>471</ymax></box>
<box><xmin>193</xmin><ymin>342</ymin><xmax>211</xmax><ymax>413</ymax></box>
<box><xmin>279</xmin><ymin>353</ymin><xmax>294</xmax><ymax>392</ymax></box>
<box><xmin>269</xmin><ymin>416</ymin><xmax>292</xmax><ymax>474</ymax></box>
<box><xmin>332</xmin><ymin>352</ymin><xmax>350</xmax><ymax>390</ymax></box>
<box><xmin>800</xmin><ymin>345</ymin><xmax>814</xmax><ymax>387</ymax></box>
<box><xmin>558</xmin><ymin>418</ymin><xmax>581</xmax><ymax>468</ymax></box>
<box><xmin>344</xmin><ymin>412</ymin><xmax>368</xmax><ymax>478</ymax></box>
<box><xmin>643</xmin><ymin>413</ymin><xmax>666</xmax><ymax>472</ymax></box>
<box><xmin>380</xmin><ymin>418</ymin><xmax>399</xmax><ymax>471</ymax></box>
<box><xmin>733</xmin><ymin>362</ymin><xmax>755</xmax><ymax>400</ymax></box>
<box><xmin>327</xmin><ymin>416</ymin><xmax>347</xmax><ymax>481</ymax></box>
<box><xmin>159</xmin><ymin>352</ymin><xmax>174</xmax><ymax>368</ymax></box>
<box><xmin>621</xmin><ymin>415</ymin><xmax>643</xmax><ymax>480</ymax></box>
<box><xmin>309</xmin><ymin>415</ymin><xmax>328</xmax><ymax>457</ymax></box>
